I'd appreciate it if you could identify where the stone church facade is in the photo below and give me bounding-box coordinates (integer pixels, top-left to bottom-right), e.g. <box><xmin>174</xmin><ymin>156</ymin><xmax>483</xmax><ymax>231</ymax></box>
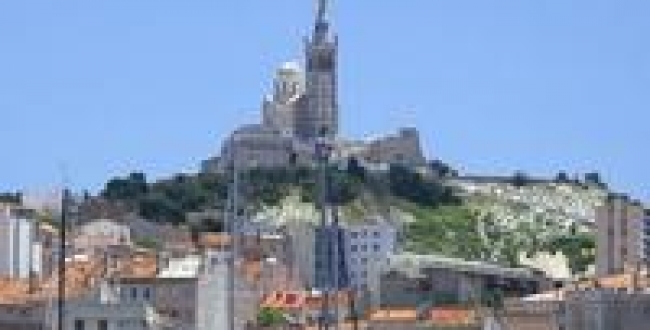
<box><xmin>202</xmin><ymin>1</ymin><xmax>426</xmax><ymax>173</ymax></box>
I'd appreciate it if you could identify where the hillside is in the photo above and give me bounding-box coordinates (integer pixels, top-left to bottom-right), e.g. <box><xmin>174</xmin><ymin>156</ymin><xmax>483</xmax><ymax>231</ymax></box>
<box><xmin>99</xmin><ymin>165</ymin><xmax>604</xmax><ymax>279</ymax></box>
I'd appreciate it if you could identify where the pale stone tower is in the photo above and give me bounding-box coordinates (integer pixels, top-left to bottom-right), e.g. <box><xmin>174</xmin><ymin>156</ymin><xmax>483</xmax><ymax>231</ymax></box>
<box><xmin>262</xmin><ymin>61</ymin><xmax>306</xmax><ymax>136</ymax></box>
<box><xmin>297</xmin><ymin>0</ymin><xmax>339</xmax><ymax>140</ymax></box>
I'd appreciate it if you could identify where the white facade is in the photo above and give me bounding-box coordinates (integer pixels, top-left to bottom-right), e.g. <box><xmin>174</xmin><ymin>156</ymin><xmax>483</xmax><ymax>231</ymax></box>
<box><xmin>0</xmin><ymin>207</ymin><xmax>37</xmax><ymax>278</ymax></box>
<box><xmin>197</xmin><ymin>250</ymin><xmax>230</xmax><ymax>330</ymax></box>
<box><xmin>286</xmin><ymin>221</ymin><xmax>317</xmax><ymax>288</ymax></box>
<box><xmin>642</xmin><ymin>212</ymin><xmax>650</xmax><ymax>262</ymax></box>
<box><xmin>343</xmin><ymin>219</ymin><xmax>397</xmax><ymax>290</ymax></box>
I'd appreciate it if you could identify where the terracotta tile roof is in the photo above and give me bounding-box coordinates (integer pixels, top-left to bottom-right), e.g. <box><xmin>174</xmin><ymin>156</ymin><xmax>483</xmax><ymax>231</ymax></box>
<box><xmin>0</xmin><ymin>279</ymin><xmax>35</xmax><ymax>305</ymax></box>
<box><xmin>533</xmin><ymin>271</ymin><xmax>650</xmax><ymax>299</ymax></box>
<box><xmin>116</xmin><ymin>255</ymin><xmax>158</xmax><ymax>279</ymax></box>
<box><xmin>426</xmin><ymin>307</ymin><xmax>477</xmax><ymax>325</ymax></box>
<box><xmin>0</xmin><ymin>260</ymin><xmax>102</xmax><ymax>306</ymax></box>
<box><xmin>0</xmin><ymin>254</ymin><xmax>160</xmax><ymax>306</ymax></box>
<box><xmin>368</xmin><ymin>308</ymin><xmax>418</xmax><ymax>322</ymax></box>
<box><xmin>260</xmin><ymin>290</ymin><xmax>352</xmax><ymax>311</ymax></box>
<box><xmin>261</xmin><ymin>291</ymin><xmax>306</xmax><ymax>310</ymax></box>
<box><xmin>198</xmin><ymin>233</ymin><xmax>231</xmax><ymax>249</ymax></box>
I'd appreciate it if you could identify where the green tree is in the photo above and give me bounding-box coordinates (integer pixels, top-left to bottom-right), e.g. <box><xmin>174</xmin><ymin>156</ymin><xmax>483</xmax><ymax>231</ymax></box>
<box><xmin>545</xmin><ymin>234</ymin><xmax>595</xmax><ymax>274</ymax></box>
<box><xmin>346</xmin><ymin>157</ymin><xmax>366</xmax><ymax>179</ymax></box>
<box><xmin>388</xmin><ymin>165</ymin><xmax>449</xmax><ymax>207</ymax></box>
<box><xmin>257</xmin><ymin>307</ymin><xmax>286</xmax><ymax>327</ymax></box>
<box><xmin>102</xmin><ymin>172</ymin><xmax>148</xmax><ymax>201</ymax></box>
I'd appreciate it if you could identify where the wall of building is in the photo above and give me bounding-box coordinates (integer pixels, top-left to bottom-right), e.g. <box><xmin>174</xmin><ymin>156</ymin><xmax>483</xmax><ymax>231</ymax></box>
<box><xmin>74</xmin><ymin>219</ymin><xmax>132</xmax><ymax>255</ymax></box>
<box><xmin>362</xmin><ymin>128</ymin><xmax>426</xmax><ymax>168</ymax></box>
<box><xmin>376</xmin><ymin>255</ymin><xmax>544</xmax><ymax>310</ymax></box>
<box><xmin>344</xmin><ymin>221</ymin><xmax>396</xmax><ymax>291</ymax></box>
<box><xmin>596</xmin><ymin>195</ymin><xmax>644</xmax><ymax>276</ymax></box>
<box><xmin>643</xmin><ymin>212</ymin><xmax>650</xmax><ymax>262</ymax></box>
<box><xmin>286</xmin><ymin>221</ymin><xmax>316</xmax><ymax>289</ymax></box>
<box><xmin>262</xmin><ymin>62</ymin><xmax>306</xmax><ymax>137</ymax></box>
<box><xmin>219</xmin><ymin>124</ymin><xmax>295</xmax><ymax>171</ymax></box>
<box><xmin>197</xmin><ymin>251</ymin><xmax>230</xmax><ymax>330</ymax></box>
<box><xmin>0</xmin><ymin>207</ymin><xmax>36</xmax><ymax>279</ymax></box>
<box><xmin>562</xmin><ymin>290</ymin><xmax>650</xmax><ymax>330</ymax></box>
<box><xmin>500</xmin><ymin>300</ymin><xmax>562</xmax><ymax>330</ymax></box>
<box><xmin>0</xmin><ymin>302</ymin><xmax>46</xmax><ymax>330</ymax></box>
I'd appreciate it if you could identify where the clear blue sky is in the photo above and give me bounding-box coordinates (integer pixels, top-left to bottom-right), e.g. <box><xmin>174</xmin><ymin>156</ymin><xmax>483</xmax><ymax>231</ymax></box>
<box><xmin>1</xmin><ymin>1</ymin><xmax>648</xmax><ymax>202</ymax></box>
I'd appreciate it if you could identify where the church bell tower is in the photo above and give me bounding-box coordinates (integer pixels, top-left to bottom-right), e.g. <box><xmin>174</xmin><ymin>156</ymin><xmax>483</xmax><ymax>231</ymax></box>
<box><xmin>298</xmin><ymin>0</ymin><xmax>339</xmax><ymax>140</ymax></box>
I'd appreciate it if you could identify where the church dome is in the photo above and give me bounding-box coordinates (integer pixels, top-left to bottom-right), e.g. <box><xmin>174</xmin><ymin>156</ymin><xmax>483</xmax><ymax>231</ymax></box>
<box><xmin>279</xmin><ymin>61</ymin><xmax>302</xmax><ymax>74</ymax></box>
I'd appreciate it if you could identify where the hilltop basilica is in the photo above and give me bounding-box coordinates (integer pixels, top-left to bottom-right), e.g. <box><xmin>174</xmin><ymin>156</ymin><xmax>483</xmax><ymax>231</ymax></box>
<box><xmin>202</xmin><ymin>0</ymin><xmax>426</xmax><ymax>173</ymax></box>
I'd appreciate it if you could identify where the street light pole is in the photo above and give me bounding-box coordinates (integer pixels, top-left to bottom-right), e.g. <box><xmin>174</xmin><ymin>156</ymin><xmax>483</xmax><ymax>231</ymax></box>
<box><xmin>57</xmin><ymin>188</ymin><xmax>69</xmax><ymax>330</ymax></box>
<box><xmin>227</xmin><ymin>136</ymin><xmax>239</xmax><ymax>330</ymax></box>
<box><xmin>316</xmin><ymin>139</ymin><xmax>328</xmax><ymax>330</ymax></box>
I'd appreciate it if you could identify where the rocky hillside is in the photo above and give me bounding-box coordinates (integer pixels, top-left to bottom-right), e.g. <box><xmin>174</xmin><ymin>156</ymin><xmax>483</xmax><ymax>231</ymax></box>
<box><xmin>99</xmin><ymin>166</ymin><xmax>605</xmax><ymax>279</ymax></box>
<box><xmin>449</xmin><ymin>179</ymin><xmax>605</xmax><ymax>278</ymax></box>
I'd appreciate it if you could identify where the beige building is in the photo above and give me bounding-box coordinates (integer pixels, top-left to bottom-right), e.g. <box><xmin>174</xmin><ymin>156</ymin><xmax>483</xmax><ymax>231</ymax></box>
<box><xmin>595</xmin><ymin>194</ymin><xmax>644</xmax><ymax>276</ymax></box>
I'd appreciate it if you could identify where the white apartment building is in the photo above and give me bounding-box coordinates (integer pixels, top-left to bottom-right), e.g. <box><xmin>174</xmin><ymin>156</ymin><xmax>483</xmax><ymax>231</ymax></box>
<box><xmin>343</xmin><ymin>218</ymin><xmax>397</xmax><ymax>291</ymax></box>
<box><xmin>0</xmin><ymin>206</ymin><xmax>38</xmax><ymax>279</ymax></box>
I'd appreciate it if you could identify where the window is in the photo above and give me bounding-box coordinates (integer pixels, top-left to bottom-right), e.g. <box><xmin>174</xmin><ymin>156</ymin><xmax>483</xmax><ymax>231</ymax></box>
<box><xmin>143</xmin><ymin>287</ymin><xmax>151</xmax><ymax>301</ymax></box>
<box><xmin>351</xmin><ymin>232</ymin><xmax>359</xmax><ymax>239</ymax></box>
<box><xmin>98</xmin><ymin>320</ymin><xmax>108</xmax><ymax>330</ymax></box>
<box><xmin>361</xmin><ymin>245</ymin><xmax>367</xmax><ymax>252</ymax></box>
<box><xmin>350</xmin><ymin>245</ymin><xmax>358</xmax><ymax>252</ymax></box>
<box><xmin>373</xmin><ymin>231</ymin><xmax>380</xmax><ymax>238</ymax></box>
<box><xmin>131</xmin><ymin>287</ymin><xmax>138</xmax><ymax>300</ymax></box>
<box><xmin>74</xmin><ymin>320</ymin><xmax>85</xmax><ymax>330</ymax></box>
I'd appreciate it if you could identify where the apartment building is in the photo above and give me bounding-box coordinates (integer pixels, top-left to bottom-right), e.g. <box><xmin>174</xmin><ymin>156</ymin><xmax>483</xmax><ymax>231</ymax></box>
<box><xmin>595</xmin><ymin>194</ymin><xmax>645</xmax><ymax>276</ymax></box>
<box><xmin>0</xmin><ymin>206</ymin><xmax>39</xmax><ymax>279</ymax></box>
<box><xmin>343</xmin><ymin>219</ymin><xmax>397</xmax><ymax>291</ymax></box>
<box><xmin>372</xmin><ymin>254</ymin><xmax>548</xmax><ymax>310</ymax></box>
